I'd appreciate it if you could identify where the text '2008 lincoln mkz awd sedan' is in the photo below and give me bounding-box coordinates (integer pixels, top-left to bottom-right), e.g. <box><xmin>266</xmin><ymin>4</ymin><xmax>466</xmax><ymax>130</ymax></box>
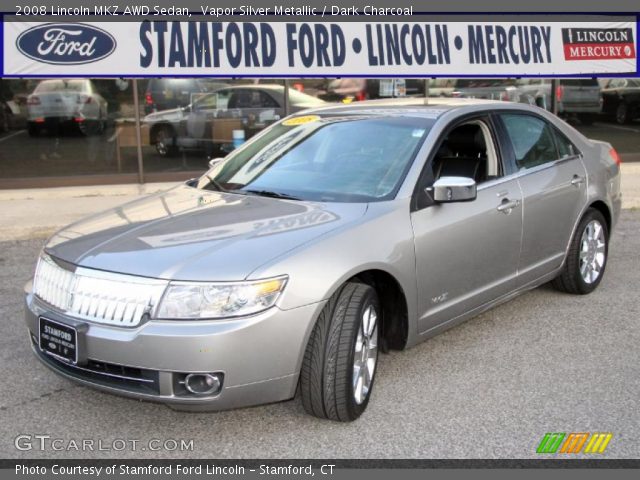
<box><xmin>25</xmin><ymin>98</ymin><xmax>621</xmax><ymax>421</ymax></box>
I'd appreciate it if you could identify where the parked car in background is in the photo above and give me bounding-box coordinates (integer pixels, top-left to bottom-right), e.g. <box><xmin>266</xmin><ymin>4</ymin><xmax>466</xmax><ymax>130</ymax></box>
<box><xmin>514</xmin><ymin>79</ymin><xmax>602</xmax><ymax>125</ymax></box>
<box><xmin>0</xmin><ymin>102</ymin><xmax>12</xmax><ymax>133</ymax></box>
<box><xmin>427</xmin><ymin>78</ymin><xmax>456</xmax><ymax>97</ymax></box>
<box><xmin>447</xmin><ymin>79</ymin><xmax>518</xmax><ymax>101</ymax></box>
<box><xmin>26</xmin><ymin>79</ymin><xmax>108</xmax><ymax>136</ymax></box>
<box><xmin>144</xmin><ymin>78</ymin><xmax>228</xmax><ymax>114</ymax></box>
<box><xmin>600</xmin><ymin>78</ymin><xmax>640</xmax><ymax>124</ymax></box>
<box><xmin>145</xmin><ymin>85</ymin><xmax>326</xmax><ymax>157</ymax></box>
<box><xmin>25</xmin><ymin>98</ymin><xmax>621</xmax><ymax>420</ymax></box>
<box><xmin>319</xmin><ymin>78</ymin><xmax>426</xmax><ymax>102</ymax></box>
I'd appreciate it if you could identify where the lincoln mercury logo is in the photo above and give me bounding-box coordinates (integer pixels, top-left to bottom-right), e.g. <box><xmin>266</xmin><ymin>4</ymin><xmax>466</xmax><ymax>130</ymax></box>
<box><xmin>561</xmin><ymin>28</ymin><xmax>635</xmax><ymax>61</ymax></box>
<box><xmin>16</xmin><ymin>23</ymin><xmax>116</xmax><ymax>65</ymax></box>
<box><xmin>537</xmin><ymin>432</ymin><xmax>613</xmax><ymax>454</ymax></box>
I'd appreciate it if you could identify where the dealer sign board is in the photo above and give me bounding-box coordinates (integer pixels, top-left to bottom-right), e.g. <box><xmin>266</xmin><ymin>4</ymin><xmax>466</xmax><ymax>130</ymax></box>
<box><xmin>3</xmin><ymin>20</ymin><xmax>637</xmax><ymax>76</ymax></box>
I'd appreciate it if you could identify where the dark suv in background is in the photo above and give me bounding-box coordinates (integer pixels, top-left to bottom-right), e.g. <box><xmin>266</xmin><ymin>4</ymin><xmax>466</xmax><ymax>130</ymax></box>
<box><xmin>600</xmin><ymin>78</ymin><xmax>640</xmax><ymax>124</ymax></box>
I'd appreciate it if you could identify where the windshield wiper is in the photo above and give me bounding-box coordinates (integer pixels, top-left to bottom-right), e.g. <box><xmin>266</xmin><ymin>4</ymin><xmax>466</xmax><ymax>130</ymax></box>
<box><xmin>242</xmin><ymin>189</ymin><xmax>301</xmax><ymax>200</ymax></box>
<box><xmin>203</xmin><ymin>174</ymin><xmax>227</xmax><ymax>193</ymax></box>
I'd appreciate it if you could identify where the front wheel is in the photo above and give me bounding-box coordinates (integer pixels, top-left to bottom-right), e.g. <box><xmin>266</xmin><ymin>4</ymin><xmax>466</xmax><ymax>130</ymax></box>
<box><xmin>578</xmin><ymin>113</ymin><xmax>595</xmax><ymax>126</ymax></box>
<box><xmin>300</xmin><ymin>281</ymin><xmax>380</xmax><ymax>421</ymax></box>
<box><xmin>553</xmin><ymin>209</ymin><xmax>609</xmax><ymax>294</ymax></box>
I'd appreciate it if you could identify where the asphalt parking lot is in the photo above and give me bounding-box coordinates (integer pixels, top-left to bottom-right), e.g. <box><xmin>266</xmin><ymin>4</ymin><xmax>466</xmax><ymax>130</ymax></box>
<box><xmin>0</xmin><ymin>209</ymin><xmax>638</xmax><ymax>459</ymax></box>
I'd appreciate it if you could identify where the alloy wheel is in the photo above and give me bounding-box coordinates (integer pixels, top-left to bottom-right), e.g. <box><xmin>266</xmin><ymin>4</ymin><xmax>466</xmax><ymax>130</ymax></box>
<box><xmin>579</xmin><ymin>220</ymin><xmax>606</xmax><ymax>284</ymax></box>
<box><xmin>352</xmin><ymin>305</ymin><xmax>378</xmax><ymax>405</ymax></box>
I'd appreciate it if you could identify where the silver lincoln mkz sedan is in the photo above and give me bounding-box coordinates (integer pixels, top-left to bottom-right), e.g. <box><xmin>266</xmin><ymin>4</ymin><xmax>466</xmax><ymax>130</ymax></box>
<box><xmin>25</xmin><ymin>99</ymin><xmax>621</xmax><ymax>421</ymax></box>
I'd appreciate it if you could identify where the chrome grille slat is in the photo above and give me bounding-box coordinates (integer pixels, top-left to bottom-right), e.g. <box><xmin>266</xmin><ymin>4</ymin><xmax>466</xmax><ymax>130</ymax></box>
<box><xmin>33</xmin><ymin>254</ymin><xmax>168</xmax><ymax>327</ymax></box>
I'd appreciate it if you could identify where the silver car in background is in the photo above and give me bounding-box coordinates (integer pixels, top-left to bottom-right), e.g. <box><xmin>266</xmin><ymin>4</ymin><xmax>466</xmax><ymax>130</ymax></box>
<box><xmin>514</xmin><ymin>78</ymin><xmax>602</xmax><ymax>124</ymax></box>
<box><xmin>27</xmin><ymin>78</ymin><xmax>108</xmax><ymax>136</ymax></box>
<box><xmin>24</xmin><ymin>98</ymin><xmax>621</xmax><ymax>421</ymax></box>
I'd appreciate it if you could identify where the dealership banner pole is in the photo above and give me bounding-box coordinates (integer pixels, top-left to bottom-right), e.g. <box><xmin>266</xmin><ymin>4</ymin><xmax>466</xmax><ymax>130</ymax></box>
<box><xmin>132</xmin><ymin>78</ymin><xmax>144</xmax><ymax>184</ymax></box>
<box><xmin>283</xmin><ymin>79</ymin><xmax>290</xmax><ymax>117</ymax></box>
<box><xmin>550</xmin><ymin>78</ymin><xmax>559</xmax><ymax>116</ymax></box>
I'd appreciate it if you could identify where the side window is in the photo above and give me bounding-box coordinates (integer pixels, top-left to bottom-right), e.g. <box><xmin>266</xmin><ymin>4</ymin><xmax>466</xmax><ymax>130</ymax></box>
<box><xmin>194</xmin><ymin>94</ymin><xmax>216</xmax><ymax>110</ymax></box>
<box><xmin>553</xmin><ymin>129</ymin><xmax>579</xmax><ymax>159</ymax></box>
<box><xmin>257</xmin><ymin>92</ymin><xmax>279</xmax><ymax>108</ymax></box>
<box><xmin>500</xmin><ymin>114</ymin><xmax>558</xmax><ymax>170</ymax></box>
<box><xmin>430</xmin><ymin>119</ymin><xmax>499</xmax><ymax>184</ymax></box>
<box><xmin>216</xmin><ymin>90</ymin><xmax>231</xmax><ymax>109</ymax></box>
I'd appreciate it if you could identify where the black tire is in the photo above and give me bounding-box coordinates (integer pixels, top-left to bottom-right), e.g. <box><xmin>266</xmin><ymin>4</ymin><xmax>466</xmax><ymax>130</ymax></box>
<box><xmin>616</xmin><ymin>102</ymin><xmax>632</xmax><ymax>125</ymax></box>
<box><xmin>154</xmin><ymin>125</ymin><xmax>178</xmax><ymax>157</ymax></box>
<box><xmin>578</xmin><ymin>113</ymin><xmax>595</xmax><ymax>126</ymax></box>
<box><xmin>552</xmin><ymin>208</ymin><xmax>609</xmax><ymax>295</ymax></box>
<box><xmin>27</xmin><ymin>122</ymin><xmax>40</xmax><ymax>137</ymax></box>
<box><xmin>300</xmin><ymin>281</ymin><xmax>380</xmax><ymax>422</ymax></box>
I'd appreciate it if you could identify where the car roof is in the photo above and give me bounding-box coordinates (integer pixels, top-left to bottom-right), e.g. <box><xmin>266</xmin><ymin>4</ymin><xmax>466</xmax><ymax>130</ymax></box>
<box><xmin>303</xmin><ymin>97</ymin><xmax>507</xmax><ymax>119</ymax></box>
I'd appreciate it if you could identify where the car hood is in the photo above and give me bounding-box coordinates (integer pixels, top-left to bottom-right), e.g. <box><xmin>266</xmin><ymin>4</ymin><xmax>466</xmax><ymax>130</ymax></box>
<box><xmin>45</xmin><ymin>185</ymin><xmax>368</xmax><ymax>281</ymax></box>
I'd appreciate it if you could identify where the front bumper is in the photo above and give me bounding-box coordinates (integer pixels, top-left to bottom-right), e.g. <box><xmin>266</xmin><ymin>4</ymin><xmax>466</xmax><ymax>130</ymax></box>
<box><xmin>25</xmin><ymin>291</ymin><xmax>324</xmax><ymax>411</ymax></box>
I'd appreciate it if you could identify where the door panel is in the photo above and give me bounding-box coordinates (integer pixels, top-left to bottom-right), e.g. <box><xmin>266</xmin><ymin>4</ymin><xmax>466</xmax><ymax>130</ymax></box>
<box><xmin>516</xmin><ymin>157</ymin><xmax>587</xmax><ymax>284</ymax></box>
<box><xmin>411</xmin><ymin>178</ymin><xmax>523</xmax><ymax>334</ymax></box>
<box><xmin>497</xmin><ymin>112</ymin><xmax>587</xmax><ymax>285</ymax></box>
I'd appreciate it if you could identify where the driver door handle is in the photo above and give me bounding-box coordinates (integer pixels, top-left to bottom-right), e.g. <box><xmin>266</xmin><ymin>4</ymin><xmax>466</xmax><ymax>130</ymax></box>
<box><xmin>497</xmin><ymin>198</ymin><xmax>520</xmax><ymax>214</ymax></box>
<box><xmin>571</xmin><ymin>175</ymin><xmax>585</xmax><ymax>187</ymax></box>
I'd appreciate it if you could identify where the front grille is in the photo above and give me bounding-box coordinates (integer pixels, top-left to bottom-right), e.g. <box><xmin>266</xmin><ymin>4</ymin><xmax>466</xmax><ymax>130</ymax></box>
<box><xmin>33</xmin><ymin>337</ymin><xmax>160</xmax><ymax>395</ymax></box>
<box><xmin>33</xmin><ymin>254</ymin><xmax>168</xmax><ymax>327</ymax></box>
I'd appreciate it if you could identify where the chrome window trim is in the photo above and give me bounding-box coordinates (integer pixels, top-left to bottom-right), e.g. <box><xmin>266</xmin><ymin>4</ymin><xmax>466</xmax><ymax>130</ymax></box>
<box><xmin>477</xmin><ymin>154</ymin><xmax>583</xmax><ymax>192</ymax></box>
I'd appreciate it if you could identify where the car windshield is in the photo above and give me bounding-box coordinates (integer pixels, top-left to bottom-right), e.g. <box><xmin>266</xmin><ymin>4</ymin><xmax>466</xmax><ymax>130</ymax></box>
<box><xmin>195</xmin><ymin>115</ymin><xmax>433</xmax><ymax>202</ymax></box>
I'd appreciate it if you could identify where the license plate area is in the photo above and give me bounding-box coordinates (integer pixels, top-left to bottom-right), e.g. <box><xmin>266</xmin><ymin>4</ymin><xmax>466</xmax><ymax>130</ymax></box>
<box><xmin>39</xmin><ymin>317</ymin><xmax>79</xmax><ymax>364</ymax></box>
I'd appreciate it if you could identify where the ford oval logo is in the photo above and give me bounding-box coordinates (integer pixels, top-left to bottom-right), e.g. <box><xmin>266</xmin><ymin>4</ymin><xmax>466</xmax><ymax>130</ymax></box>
<box><xmin>16</xmin><ymin>23</ymin><xmax>116</xmax><ymax>65</ymax></box>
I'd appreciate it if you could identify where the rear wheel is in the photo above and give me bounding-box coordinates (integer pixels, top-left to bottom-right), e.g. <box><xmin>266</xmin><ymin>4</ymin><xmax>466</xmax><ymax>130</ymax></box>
<box><xmin>300</xmin><ymin>281</ymin><xmax>380</xmax><ymax>422</ymax></box>
<box><xmin>578</xmin><ymin>113</ymin><xmax>595</xmax><ymax>126</ymax></box>
<box><xmin>616</xmin><ymin>102</ymin><xmax>632</xmax><ymax>125</ymax></box>
<box><xmin>553</xmin><ymin>209</ymin><xmax>608</xmax><ymax>294</ymax></box>
<box><xmin>27</xmin><ymin>122</ymin><xmax>40</xmax><ymax>137</ymax></box>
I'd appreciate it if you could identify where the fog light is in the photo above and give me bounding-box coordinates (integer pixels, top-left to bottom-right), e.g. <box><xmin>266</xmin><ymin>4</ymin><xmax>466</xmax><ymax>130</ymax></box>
<box><xmin>184</xmin><ymin>373</ymin><xmax>222</xmax><ymax>395</ymax></box>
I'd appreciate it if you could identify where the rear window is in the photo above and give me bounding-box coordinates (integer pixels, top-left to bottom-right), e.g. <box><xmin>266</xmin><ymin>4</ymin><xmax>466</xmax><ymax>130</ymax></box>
<box><xmin>148</xmin><ymin>79</ymin><xmax>199</xmax><ymax>93</ymax></box>
<box><xmin>34</xmin><ymin>80</ymin><xmax>87</xmax><ymax>93</ymax></box>
<box><xmin>560</xmin><ymin>79</ymin><xmax>600</xmax><ymax>87</ymax></box>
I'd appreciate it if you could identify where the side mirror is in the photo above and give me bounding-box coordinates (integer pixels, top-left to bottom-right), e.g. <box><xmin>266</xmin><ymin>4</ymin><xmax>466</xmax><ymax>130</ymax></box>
<box><xmin>208</xmin><ymin>157</ymin><xmax>225</xmax><ymax>169</ymax></box>
<box><xmin>426</xmin><ymin>176</ymin><xmax>477</xmax><ymax>203</ymax></box>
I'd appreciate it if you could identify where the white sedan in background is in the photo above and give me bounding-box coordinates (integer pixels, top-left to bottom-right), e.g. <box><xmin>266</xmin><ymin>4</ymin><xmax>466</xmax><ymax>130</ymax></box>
<box><xmin>27</xmin><ymin>79</ymin><xmax>107</xmax><ymax>136</ymax></box>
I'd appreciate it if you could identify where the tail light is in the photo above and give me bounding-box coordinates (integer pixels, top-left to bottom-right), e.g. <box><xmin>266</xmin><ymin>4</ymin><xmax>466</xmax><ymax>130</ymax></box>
<box><xmin>451</xmin><ymin>91</ymin><xmax>462</xmax><ymax>98</ymax></box>
<box><xmin>27</xmin><ymin>96</ymin><xmax>40</xmax><ymax>106</ymax></box>
<box><xmin>355</xmin><ymin>90</ymin><xmax>367</xmax><ymax>101</ymax></box>
<box><xmin>500</xmin><ymin>91</ymin><xmax>509</xmax><ymax>101</ymax></box>
<box><xmin>145</xmin><ymin>93</ymin><xmax>153</xmax><ymax>105</ymax></box>
<box><xmin>292</xmin><ymin>83</ymin><xmax>304</xmax><ymax>92</ymax></box>
<box><xmin>609</xmin><ymin>147</ymin><xmax>622</xmax><ymax>166</ymax></box>
<box><xmin>77</xmin><ymin>95</ymin><xmax>92</xmax><ymax>104</ymax></box>
<box><xmin>556</xmin><ymin>85</ymin><xmax>564</xmax><ymax>102</ymax></box>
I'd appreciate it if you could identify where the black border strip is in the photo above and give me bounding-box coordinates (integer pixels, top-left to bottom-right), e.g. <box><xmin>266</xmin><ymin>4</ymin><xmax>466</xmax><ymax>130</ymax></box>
<box><xmin>2</xmin><ymin>460</ymin><xmax>640</xmax><ymax>468</ymax></box>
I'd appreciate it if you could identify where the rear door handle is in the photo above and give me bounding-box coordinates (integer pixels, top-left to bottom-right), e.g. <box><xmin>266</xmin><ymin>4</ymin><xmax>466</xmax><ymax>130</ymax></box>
<box><xmin>497</xmin><ymin>198</ymin><xmax>521</xmax><ymax>214</ymax></box>
<box><xmin>571</xmin><ymin>175</ymin><xmax>585</xmax><ymax>187</ymax></box>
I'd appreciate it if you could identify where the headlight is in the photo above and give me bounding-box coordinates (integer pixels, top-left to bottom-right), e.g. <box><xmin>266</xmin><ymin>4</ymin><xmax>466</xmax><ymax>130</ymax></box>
<box><xmin>155</xmin><ymin>276</ymin><xmax>288</xmax><ymax>320</ymax></box>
